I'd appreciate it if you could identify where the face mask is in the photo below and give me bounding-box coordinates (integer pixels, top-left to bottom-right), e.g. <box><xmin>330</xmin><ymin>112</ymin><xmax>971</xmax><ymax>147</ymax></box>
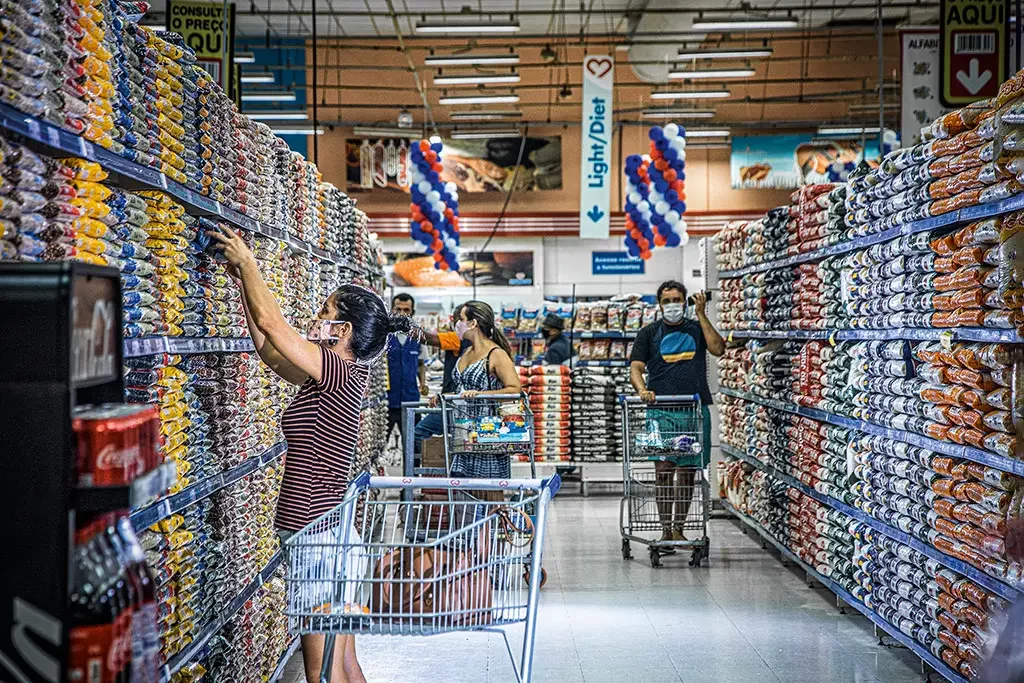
<box><xmin>454</xmin><ymin>320</ymin><xmax>469</xmax><ymax>339</ymax></box>
<box><xmin>306</xmin><ymin>319</ymin><xmax>345</xmax><ymax>344</ymax></box>
<box><xmin>662</xmin><ymin>303</ymin><xmax>685</xmax><ymax>324</ymax></box>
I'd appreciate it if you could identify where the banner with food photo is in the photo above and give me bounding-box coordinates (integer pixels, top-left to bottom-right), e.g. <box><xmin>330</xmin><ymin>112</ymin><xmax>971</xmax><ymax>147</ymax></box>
<box><xmin>730</xmin><ymin>134</ymin><xmax>884</xmax><ymax>190</ymax></box>
<box><xmin>346</xmin><ymin>136</ymin><xmax>562</xmax><ymax>192</ymax></box>
<box><xmin>386</xmin><ymin>251</ymin><xmax>535</xmax><ymax>288</ymax></box>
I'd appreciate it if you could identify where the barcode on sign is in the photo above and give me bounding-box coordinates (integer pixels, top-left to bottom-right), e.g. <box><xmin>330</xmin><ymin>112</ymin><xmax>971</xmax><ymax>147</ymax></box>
<box><xmin>954</xmin><ymin>33</ymin><xmax>995</xmax><ymax>55</ymax></box>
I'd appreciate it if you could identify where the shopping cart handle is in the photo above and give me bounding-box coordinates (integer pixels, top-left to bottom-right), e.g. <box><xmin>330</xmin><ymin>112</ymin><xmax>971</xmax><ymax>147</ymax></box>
<box><xmin>441</xmin><ymin>392</ymin><xmax>524</xmax><ymax>401</ymax></box>
<box><xmin>400</xmin><ymin>400</ymin><xmax>432</xmax><ymax>407</ymax></box>
<box><xmin>352</xmin><ymin>472</ymin><xmax>561</xmax><ymax>497</ymax></box>
<box><xmin>619</xmin><ymin>393</ymin><xmax>702</xmax><ymax>404</ymax></box>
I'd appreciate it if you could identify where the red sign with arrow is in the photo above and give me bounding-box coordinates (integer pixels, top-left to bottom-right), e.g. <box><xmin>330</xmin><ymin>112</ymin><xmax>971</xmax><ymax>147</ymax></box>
<box><xmin>940</xmin><ymin>0</ymin><xmax>1010</xmax><ymax>106</ymax></box>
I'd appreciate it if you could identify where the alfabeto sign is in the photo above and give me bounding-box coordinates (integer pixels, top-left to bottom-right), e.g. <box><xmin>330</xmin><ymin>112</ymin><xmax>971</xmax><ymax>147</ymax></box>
<box><xmin>939</xmin><ymin>0</ymin><xmax>1009</xmax><ymax>106</ymax></box>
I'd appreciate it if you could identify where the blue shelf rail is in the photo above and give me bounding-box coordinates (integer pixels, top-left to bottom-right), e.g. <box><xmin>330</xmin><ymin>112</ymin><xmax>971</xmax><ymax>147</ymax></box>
<box><xmin>717</xmin><ymin>193</ymin><xmax>1024</xmax><ymax>279</ymax></box>
<box><xmin>719</xmin><ymin>499</ymin><xmax>970</xmax><ymax>683</ymax></box>
<box><xmin>718</xmin><ymin>387</ymin><xmax>1024</xmax><ymax>477</ymax></box>
<box><xmin>131</xmin><ymin>442</ymin><xmax>286</xmax><ymax>529</ymax></box>
<box><xmin>723</xmin><ymin>328</ymin><xmax>1023</xmax><ymax>344</ymax></box>
<box><xmin>720</xmin><ymin>443</ymin><xmax>1021</xmax><ymax>601</ymax></box>
<box><xmin>124</xmin><ymin>336</ymin><xmax>257</xmax><ymax>358</ymax></box>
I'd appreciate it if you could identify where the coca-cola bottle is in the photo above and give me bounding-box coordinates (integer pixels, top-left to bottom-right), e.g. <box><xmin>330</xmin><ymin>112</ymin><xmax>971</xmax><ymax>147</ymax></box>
<box><xmin>115</xmin><ymin>516</ymin><xmax>160</xmax><ymax>682</ymax></box>
<box><xmin>68</xmin><ymin>517</ymin><xmax>125</xmax><ymax>683</ymax></box>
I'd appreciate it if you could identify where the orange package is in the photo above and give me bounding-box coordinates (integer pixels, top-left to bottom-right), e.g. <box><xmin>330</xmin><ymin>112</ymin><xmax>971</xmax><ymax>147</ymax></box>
<box><xmin>952</xmin><ymin>246</ymin><xmax>988</xmax><ymax>267</ymax></box>
<box><xmin>953</xmin><ymin>218</ymin><xmax>1001</xmax><ymax>247</ymax></box>
<box><xmin>962</xmin><ymin>482</ymin><xmax>1012</xmax><ymax>513</ymax></box>
<box><xmin>952</xmin><ymin>344</ymin><xmax>986</xmax><ymax>369</ymax></box>
<box><xmin>931</xmin><ymin>233</ymin><xmax>959</xmax><ymax>255</ymax></box>
<box><xmin>934</xmin><ymin>256</ymin><xmax>958</xmax><ymax>274</ymax></box>
<box><xmin>931</xmin><ymin>456</ymin><xmax>960</xmax><ymax>477</ymax></box>
<box><xmin>931</xmin><ymin>189</ymin><xmax>983</xmax><ymax>215</ymax></box>
<box><xmin>947</xmin><ymin>366</ymin><xmax>998</xmax><ymax>391</ymax></box>
<box><xmin>965</xmin><ymin>462</ymin><xmax>1017</xmax><ymax>491</ymax></box>
<box><xmin>934</xmin><ymin>266</ymin><xmax>993</xmax><ymax>291</ymax></box>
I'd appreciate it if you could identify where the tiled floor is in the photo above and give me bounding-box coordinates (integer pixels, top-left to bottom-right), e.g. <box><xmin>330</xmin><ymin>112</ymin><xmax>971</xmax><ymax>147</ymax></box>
<box><xmin>281</xmin><ymin>497</ymin><xmax>927</xmax><ymax>683</ymax></box>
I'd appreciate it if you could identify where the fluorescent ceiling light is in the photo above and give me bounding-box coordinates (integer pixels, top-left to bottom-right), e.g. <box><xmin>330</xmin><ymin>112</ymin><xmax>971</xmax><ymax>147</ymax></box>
<box><xmin>450</xmin><ymin>129</ymin><xmax>521</xmax><ymax>139</ymax></box>
<box><xmin>440</xmin><ymin>93</ymin><xmax>520</xmax><ymax>105</ymax></box>
<box><xmin>818</xmin><ymin>125</ymin><xmax>881</xmax><ymax>135</ymax></box>
<box><xmin>241</xmin><ymin>90</ymin><xmax>296</xmax><ymax>102</ymax></box>
<box><xmin>615</xmin><ymin>44</ymin><xmax>632</xmax><ymax>52</ymax></box>
<box><xmin>434</xmin><ymin>74</ymin><xmax>521</xmax><ymax>85</ymax></box>
<box><xmin>691</xmin><ymin>18</ymin><xmax>798</xmax><ymax>31</ymax></box>
<box><xmin>351</xmin><ymin>127</ymin><xmax>420</xmax><ymax>138</ymax></box>
<box><xmin>670</xmin><ymin>68</ymin><xmax>755</xmax><ymax>79</ymax></box>
<box><xmin>416</xmin><ymin>20</ymin><xmax>520</xmax><ymax>34</ymax></box>
<box><xmin>677</xmin><ymin>48</ymin><xmax>773</xmax><ymax>60</ymax></box>
<box><xmin>241</xmin><ymin>73</ymin><xmax>275</xmax><ymax>84</ymax></box>
<box><xmin>246</xmin><ymin>111</ymin><xmax>308</xmax><ymax>120</ymax></box>
<box><xmin>271</xmin><ymin>127</ymin><xmax>324</xmax><ymax>135</ymax></box>
<box><xmin>234</xmin><ymin>51</ymin><xmax>255</xmax><ymax>63</ymax></box>
<box><xmin>450</xmin><ymin>110</ymin><xmax>523</xmax><ymax>120</ymax></box>
<box><xmin>685</xmin><ymin>129</ymin><xmax>730</xmax><ymax>138</ymax></box>
<box><xmin>651</xmin><ymin>89</ymin><xmax>730</xmax><ymax>100</ymax></box>
<box><xmin>424</xmin><ymin>53</ymin><xmax>519</xmax><ymax>65</ymax></box>
<box><xmin>642</xmin><ymin>108</ymin><xmax>717</xmax><ymax>119</ymax></box>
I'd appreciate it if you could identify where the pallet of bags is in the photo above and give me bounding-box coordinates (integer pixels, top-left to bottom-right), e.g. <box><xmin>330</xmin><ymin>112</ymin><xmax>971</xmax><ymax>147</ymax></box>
<box><xmin>518</xmin><ymin>364</ymin><xmax>572</xmax><ymax>462</ymax></box>
<box><xmin>572</xmin><ymin>366</ymin><xmax>618</xmax><ymax>461</ymax></box>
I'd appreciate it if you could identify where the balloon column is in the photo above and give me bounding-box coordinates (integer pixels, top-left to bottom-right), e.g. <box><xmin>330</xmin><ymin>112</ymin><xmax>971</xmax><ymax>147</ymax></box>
<box><xmin>623</xmin><ymin>124</ymin><xmax>688</xmax><ymax>260</ymax></box>
<box><xmin>408</xmin><ymin>139</ymin><xmax>461</xmax><ymax>271</ymax></box>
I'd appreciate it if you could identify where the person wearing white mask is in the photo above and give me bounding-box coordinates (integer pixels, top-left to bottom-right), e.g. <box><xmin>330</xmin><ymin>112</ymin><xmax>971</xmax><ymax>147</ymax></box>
<box><xmin>629</xmin><ymin>280</ymin><xmax>724</xmax><ymax>543</ymax></box>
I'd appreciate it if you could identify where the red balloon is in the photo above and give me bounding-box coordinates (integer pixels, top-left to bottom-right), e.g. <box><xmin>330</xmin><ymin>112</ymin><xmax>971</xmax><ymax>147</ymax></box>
<box><xmin>654</xmin><ymin>234</ymin><xmax>667</xmax><ymax>247</ymax></box>
<box><xmin>638</xmin><ymin>238</ymin><xmax>649</xmax><ymax>249</ymax></box>
<box><xmin>444</xmin><ymin>207</ymin><xmax>454</xmax><ymax>219</ymax></box>
<box><xmin>641</xmin><ymin>250</ymin><xmax>652</xmax><ymax>260</ymax></box>
<box><xmin>630</xmin><ymin>229</ymin><xmax>641</xmax><ymax>240</ymax></box>
<box><xmin>433</xmin><ymin>252</ymin><xmax>444</xmax><ymax>262</ymax></box>
<box><xmin>663</xmin><ymin>169</ymin><xmax>677</xmax><ymax>183</ymax></box>
<box><xmin>678</xmin><ymin>191</ymin><xmax>687</xmax><ymax>201</ymax></box>
<box><xmin>432</xmin><ymin>239</ymin><xmax>443</xmax><ymax>250</ymax></box>
<box><xmin>419</xmin><ymin>140</ymin><xmax>430</xmax><ymax>152</ymax></box>
<box><xmin>654</xmin><ymin>159</ymin><xmax>669</xmax><ymax>172</ymax></box>
<box><xmin>425</xmin><ymin>150</ymin><xmax>437</xmax><ymax>163</ymax></box>
<box><xmin>431</xmin><ymin>228</ymin><xmax>440</xmax><ymax>237</ymax></box>
<box><xmin>432</xmin><ymin>162</ymin><xmax>444</xmax><ymax>173</ymax></box>
<box><xmin>439</xmin><ymin>260</ymin><xmax>449</xmax><ymax>270</ymax></box>
<box><xmin>420</xmin><ymin>220</ymin><xmax>433</xmax><ymax>232</ymax></box>
<box><xmin>671</xmin><ymin>179</ymin><xmax>685</xmax><ymax>192</ymax></box>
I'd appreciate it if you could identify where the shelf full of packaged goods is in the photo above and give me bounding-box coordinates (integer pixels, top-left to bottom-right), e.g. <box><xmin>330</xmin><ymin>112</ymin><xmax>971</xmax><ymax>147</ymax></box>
<box><xmin>268</xmin><ymin>637</ymin><xmax>300</xmax><ymax>683</ymax></box>
<box><xmin>724</xmin><ymin>328</ymin><xmax>1024</xmax><ymax>343</ymax></box>
<box><xmin>720</xmin><ymin>444</ymin><xmax>1021</xmax><ymax>601</ymax></box>
<box><xmin>0</xmin><ymin>103</ymin><xmax>373</xmax><ymax>275</ymax></box>
<box><xmin>716</xmin><ymin>195</ymin><xmax>1024</xmax><ymax>279</ymax></box>
<box><xmin>512</xmin><ymin>331</ymin><xmax>638</xmax><ymax>340</ymax></box>
<box><xmin>123</xmin><ymin>336</ymin><xmax>257</xmax><ymax>358</ymax></box>
<box><xmin>719</xmin><ymin>499</ymin><xmax>970</xmax><ymax>683</ymax></box>
<box><xmin>718</xmin><ymin>387</ymin><xmax>1024</xmax><ymax>477</ymax></box>
<box><xmin>74</xmin><ymin>461</ymin><xmax>178</xmax><ymax>514</ymax></box>
<box><xmin>160</xmin><ymin>551</ymin><xmax>284</xmax><ymax>681</ymax></box>
<box><xmin>130</xmin><ymin>441</ymin><xmax>287</xmax><ymax>530</ymax></box>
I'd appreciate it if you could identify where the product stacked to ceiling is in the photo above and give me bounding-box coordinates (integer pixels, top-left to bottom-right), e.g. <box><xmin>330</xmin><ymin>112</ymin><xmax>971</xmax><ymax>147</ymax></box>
<box><xmin>0</xmin><ymin>1</ymin><xmax>387</xmax><ymax>679</ymax></box>
<box><xmin>713</xmin><ymin>79</ymin><xmax>1024</xmax><ymax>683</ymax></box>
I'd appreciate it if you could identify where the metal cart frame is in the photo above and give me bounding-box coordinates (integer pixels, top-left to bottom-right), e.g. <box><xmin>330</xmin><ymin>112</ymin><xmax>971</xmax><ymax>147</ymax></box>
<box><xmin>283</xmin><ymin>473</ymin><xmax>560</xmax><ymax>683</ymax></box>
<box><xmin>619</xmin><ymin>394</ymin><xmax>711</xmax><ymax>568</ymax></box>
<box><xmin>439</xmin><ymin>392</ymin><xmax>537</xmax><ymax>479</ymax></box>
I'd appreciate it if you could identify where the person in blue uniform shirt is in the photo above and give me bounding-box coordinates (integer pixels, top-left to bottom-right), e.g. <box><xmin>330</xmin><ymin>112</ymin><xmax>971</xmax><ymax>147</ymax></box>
<box><xmin>629</xmin><ymin>280</ymin><xmax>724</xmax><ymax>543</ymax></box>
<box><xmin>540</xmin><ymin>312</ymin><xmax>571</xmax><ymax>365</ymax></box>
<box><xmin>386</xmin><ymin>293</ymin><xmax>427</xmax><ymax>442</ymax></box>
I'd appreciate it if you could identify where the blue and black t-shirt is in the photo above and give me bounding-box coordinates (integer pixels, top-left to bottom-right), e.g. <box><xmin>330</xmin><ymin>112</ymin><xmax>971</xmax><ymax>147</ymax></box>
<box><xmin>629</xmin><ymin>318</ymin><xmax>713</xmax><ymax>405</ymax></box>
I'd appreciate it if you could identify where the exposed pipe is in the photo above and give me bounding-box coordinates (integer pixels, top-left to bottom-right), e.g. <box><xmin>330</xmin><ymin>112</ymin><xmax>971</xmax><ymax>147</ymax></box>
<box><xmin>312</xmin><ymin>0</ymin><xmax>318</xmax><ymax>163</ymax></box>
<box><xmin>382</xmin><ymin>0</ymin><xmax>438</xmax><ymax>134</ymax></box>
<box><xmin>877</xmin><ymin>0</ymin><xmax>883</xmax><ymax>153</ymax></box>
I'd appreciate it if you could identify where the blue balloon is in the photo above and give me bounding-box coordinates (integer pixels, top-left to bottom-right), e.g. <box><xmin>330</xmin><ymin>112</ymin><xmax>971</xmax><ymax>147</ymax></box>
<box><xmin>636</xmin><ymin>218</ymin><xmax>648</xmax><ymax>231</ymax></box>
<box><xmin>453</xmin><ymin>207</ymin><xmax>459</xmax><ymax>217</ymax></box>
<box><xmin>654</xmin><ymin>180</ymin><xmax>669</xmax><ymax>194</ymax></box>
<box><xmin>431</xmin><ymin>141</ymin><xmax>443</xmax><ymax>153</ymax></box>
<box><xmin>427</xmin><ymin>170</ymin><xmax>439</xmax><ymax>183</ymax></box>
<box><xmin>666</xmin><ymin>232</ymin><xmax>681</xmax><ymax>247</ymax></box>
<box><xmin>410</xmin><ymin>147</ymin><xmax>422</xmax><ymax>160</ymax></box>
<box><xmin>677</xmin><ymin>201</ymin><xmax>687</xmax><ymax>213</ymax></box>
<box><xmin>678</xmin><ymin>171</ymin><xmax>686</xmax><ymax>181</ymax></box>
<box><xmin>648</xmin><ymin>126</ymin><xmax>664</xmax><ymax>141</ymax></box>
<box><xmin>664</xmin><ymin>148</ymin><xmax>678</xmax><ymax>163</ymax></box>
<box><xmin>411</xmin><ymin>220</ymin><xmax>421</xmax><ymax>231</ymax></box>
<box><xmin>678</xmin><ymin>126</ymin><xmax>686</xmax><ymax>137</ymax></box>
<box><xmin>626</xmin><ymin>153</ymin><xmax>643</xmax><ymax>165</ymax></box>
<box><xmin>654</xmin><ymin>138</ymin><xmax>669</xmax><ymax>151</ymax></box>
<box><xmin>637</xmin><ymin>183</ymin><xmax>649</xmax><ymax>197</ymax></box>
<box><xmin>664</xmin><ymin>190</ymin><xmax>679</xmax><ymax>204</ymax></box>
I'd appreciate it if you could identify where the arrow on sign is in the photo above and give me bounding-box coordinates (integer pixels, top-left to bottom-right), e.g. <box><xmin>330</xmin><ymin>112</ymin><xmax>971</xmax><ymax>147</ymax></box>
<box><xmin>955</xmin><ymin>58</ymin><xmax>992</xmax><ymax>95</ymax></box>
<box><xmin>586</xmin><ymin>205</ymin><xmax>605</xmax><ymax>223</ymax></box>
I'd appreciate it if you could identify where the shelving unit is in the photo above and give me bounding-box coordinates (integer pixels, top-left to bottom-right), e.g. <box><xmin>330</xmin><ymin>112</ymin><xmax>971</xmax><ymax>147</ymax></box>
<box><xmin>725</xmin><ymin>328</ymin><xmax>1023</xmax><ymax>343</ymax></box>
<box><xmin>720</xmin><ymin>499</ymin><xmax>970</xmax><ymax>683</ymax></box>
<box><xmin>268</xmin><ymin>638</ymin><xmax>301</xmax><ymax>683</ymax></box>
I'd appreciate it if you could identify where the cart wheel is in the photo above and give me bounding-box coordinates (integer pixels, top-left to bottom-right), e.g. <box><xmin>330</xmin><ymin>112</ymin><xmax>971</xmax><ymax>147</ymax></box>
<box><xmin>523</xmin><ymin>568</ymin><xmax>548</xmax><ymax>588</ymax></box>
<box><xmin>689</xmin><ymin>547</ymin><xmax>703</xmax><ymax>567</ymax></box>
<box><xmin>621</xmin><ymin>539</ymin><xmax>633</xmax><ymax>560</ymax></box>
<box><xmin>649</xmin><ymin>546</ymin><xmax>662</xmax><ymax>568</ymax></box>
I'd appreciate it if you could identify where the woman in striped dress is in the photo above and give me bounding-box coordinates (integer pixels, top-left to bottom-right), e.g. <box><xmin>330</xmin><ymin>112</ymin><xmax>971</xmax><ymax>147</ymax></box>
<box><xmin>210</xmin><ymin>225</ymin><xmax>411</xmax><ymax>683</ymax></box>
<box><xmin>449</xmin><ymin>301</ymin><xmax>523</xmax><ymax>479</ymax></box>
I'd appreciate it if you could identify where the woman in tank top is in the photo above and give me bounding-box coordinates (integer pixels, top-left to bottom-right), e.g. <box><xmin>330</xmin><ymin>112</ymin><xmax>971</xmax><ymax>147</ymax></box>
<box><xmin>448</xmin><ymin>301</ymin><xmax>522</xmax><ymax>479</ymax></box>
<box><xmin>210</xmin><ymin>225</ymin><xmax>413</xmax><ymax>683</ymax></box>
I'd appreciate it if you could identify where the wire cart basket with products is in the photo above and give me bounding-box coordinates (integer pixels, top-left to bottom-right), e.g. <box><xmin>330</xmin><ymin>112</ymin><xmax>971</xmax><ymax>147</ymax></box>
<box><xmin>619</xmin><ymin>394</ymin><xmax>711</xmax><ymax>568</ymax></box>
<box><xmin>282</xmin><ymin>472</ymin><xmax>560</xmax><ymax>683</ymax></box>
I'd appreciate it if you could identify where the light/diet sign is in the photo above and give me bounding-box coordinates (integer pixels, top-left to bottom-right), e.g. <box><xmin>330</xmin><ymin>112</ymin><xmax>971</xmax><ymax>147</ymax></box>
<box><xmin>580</xmin><ymin>55</ymin><xmax>614</xmax><ymax>239</ymax></box>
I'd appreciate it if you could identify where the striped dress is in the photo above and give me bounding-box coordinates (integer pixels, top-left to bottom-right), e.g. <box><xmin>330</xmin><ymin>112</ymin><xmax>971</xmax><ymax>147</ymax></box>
<box><xmin>275</xmin><ymin>347</ymin><xmax>369</xmax><ymax>532</ymax></box>
<box><xmin>451</xmin><ymin>348</ymin><xmax>511</xmax><ymax>479</ymax></box>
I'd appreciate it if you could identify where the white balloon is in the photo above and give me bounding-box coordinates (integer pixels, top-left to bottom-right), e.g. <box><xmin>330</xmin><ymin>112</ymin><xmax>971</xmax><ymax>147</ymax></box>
<box><xmin>664</xmin><ymin>123</ymin><xmax>679</xmax><ymax>140</ymax></box>
<box><xmin>641</xmin><ymin>154</ymin><xmax>651</xmax><ymax>163</ymax></box>
<box><xmin>445</xmin><ymin>181</ymin><xmax>458</xmax><ymax>194</ymax></box>
<box><xmin>418</xmin><ymin>180</ymin><xmax>432</xmax><ymax>194</ymax></box>
<box><xmin>670</xmin><ymin>136</ymin><xmax>686</xmax><ymax>151</ymax></box>
<box><xmin>679</xmin><ymin>231</ymin><xmax>690</xmax><ymax>246</ymax></box>
<box><xmin>677</xmin><ymin>149</ymin><xmax>686</xmax><ymax>162</ymax></box>
<box><xmin>678</xmin><ymin>220</ymin><xmax>688</xmax><ymax>233</ymax></box>
<box><xmin>654</xmin><ymin>200</ymin><xmax>670</xmax><ymax>215</ymax></box>
<box><xmin>637</xmin><ymin>200</ymin><xmax>650</xmax><ymax>214</ymax></box>
<box><xmin>665</xmin><ymin>210</ymin><xmax>680</xmax><ymax>225</ymax></box>
<box><xmin>628</xmin><ymin>191</ymin><xmax>642</xmax><ymax>205</ymax></box>
<box><xmin>427</xmin><ymin>191</ymin><xmax>440</xmax><ymax>203</ymax></box>
<box><xmin>433</xmin><ymin>201</ymin><xmax>446</xmax><ymax>215</ymax></box>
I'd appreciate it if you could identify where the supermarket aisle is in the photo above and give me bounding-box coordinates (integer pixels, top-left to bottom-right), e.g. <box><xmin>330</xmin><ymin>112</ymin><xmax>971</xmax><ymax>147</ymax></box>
<box><xmin>282</xmin><ymin>497</ymin><xmax>926</xmax><ymax>683</ymax></box>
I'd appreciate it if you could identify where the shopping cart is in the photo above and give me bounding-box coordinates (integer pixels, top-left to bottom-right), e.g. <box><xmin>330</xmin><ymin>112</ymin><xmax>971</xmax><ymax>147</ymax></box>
<box><xmin>619</xmin><ymin>394</ymin><xmax>711</xmax><ymax>568</ymax></box>
<box><xmin>282</xmin><ymin>473</ymin><xmax>560</xmax><ymax>683</ymax></box>
<box><xmin>439</xmin><ymin>392</ymin><xmax>545</xmax><ymax>586</ymax></box>
<box><xmin>401</xmin><ymin>399</ymin><xmax>445</xmax><ymax>477</ymax></box>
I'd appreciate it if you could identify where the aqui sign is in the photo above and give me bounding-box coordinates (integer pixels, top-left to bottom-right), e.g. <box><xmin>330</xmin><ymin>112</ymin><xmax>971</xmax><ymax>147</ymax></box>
<box><xmin>168</xmin><ymin>0</ymin><xmax>236</xmax><ymax>97</ymax></box>
<box><xmin>939</xmin><ymin>0</ymin><xmax>1009</xmax><ymax>105</ymax></box>
<box><xmin>580</xmin><ymin>55</ymin><xmax>614</xmax><ymax>239</ymax></box>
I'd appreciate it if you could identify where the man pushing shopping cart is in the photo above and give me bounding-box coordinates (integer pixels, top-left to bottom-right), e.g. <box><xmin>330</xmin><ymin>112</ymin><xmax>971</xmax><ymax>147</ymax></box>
<box><xmin>623</xmin><ymin>281</ymin><xmax>724</xmax><ymax>567</ymax></box>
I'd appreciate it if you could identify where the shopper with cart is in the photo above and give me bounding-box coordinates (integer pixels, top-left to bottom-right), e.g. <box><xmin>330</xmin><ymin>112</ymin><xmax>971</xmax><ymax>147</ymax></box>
<box><xmin>411</xmin><ymin>303</ymin><xmax>469</xmax><ymax>451</ymax></box>
<box><xmin>209</xmin><ymin>225</ymin><xmax>413</xmax><ymax>683</ymax></box>
<box><xmin>629</xmin><ymin>281</ymin><xmax>724</xmax><ymax>542</ymax></box>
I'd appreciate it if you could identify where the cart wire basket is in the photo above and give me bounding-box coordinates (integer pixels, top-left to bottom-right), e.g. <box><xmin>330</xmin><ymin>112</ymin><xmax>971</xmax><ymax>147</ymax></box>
<box><xmin>618</xmin><ymin>394</ymin><xmax>711</xmax><ymax>568</ymax></box>
<box><xmin>283</xmin><ymin>472</ymin><xmax>560</xmax><ymax>683</ymax></box>
<box><xmin>441</xmin><ymin>393</ymin><xmax>535</xmax><ymax>465</ymax></box>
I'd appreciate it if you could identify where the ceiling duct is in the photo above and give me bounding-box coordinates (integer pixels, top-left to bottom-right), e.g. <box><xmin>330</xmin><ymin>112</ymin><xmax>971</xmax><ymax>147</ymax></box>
<box><xmin>626</xmin><ymin>0</ymin><xmax>700</xmax><ymax>83</ymax></box>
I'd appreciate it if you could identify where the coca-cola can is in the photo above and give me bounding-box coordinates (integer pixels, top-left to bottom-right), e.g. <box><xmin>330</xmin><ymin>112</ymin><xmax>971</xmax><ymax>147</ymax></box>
<box><xmin>73</xmin><ymin>404</ymin><xmax>159</xmax><ymax>486</ymax></box>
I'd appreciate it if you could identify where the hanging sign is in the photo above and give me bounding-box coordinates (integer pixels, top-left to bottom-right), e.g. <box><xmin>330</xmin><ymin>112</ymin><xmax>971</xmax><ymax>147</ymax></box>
<box><xmin>939</xmin><ymin>0</ymin><xmax>1009</xmax><ymax>106</ymax></box>
<box><xmin>592</xmin><ymin>251</ymin><xmax>645</xmax><ymax>275</ymax></box>
<box><xmin>168</xmin><ymin>0</ymin><xmax>236</xmax><ymax>97</ymax></box>
<box><xmin>580</xmin><ymin>55</ymin><xmax>614</xmax><ymax>239</ymax></box>
<box><xmin>901</xmin><ymin>29</ymin><xmax>952</xmax><ymax>146</ymax></box>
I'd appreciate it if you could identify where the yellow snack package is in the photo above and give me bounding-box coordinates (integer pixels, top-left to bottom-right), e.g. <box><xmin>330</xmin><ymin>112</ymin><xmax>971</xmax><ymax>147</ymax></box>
<box><xmin>61</xmin><ymin>158</ymin><xmax>108</xmax><ymax>182</ymax></box>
